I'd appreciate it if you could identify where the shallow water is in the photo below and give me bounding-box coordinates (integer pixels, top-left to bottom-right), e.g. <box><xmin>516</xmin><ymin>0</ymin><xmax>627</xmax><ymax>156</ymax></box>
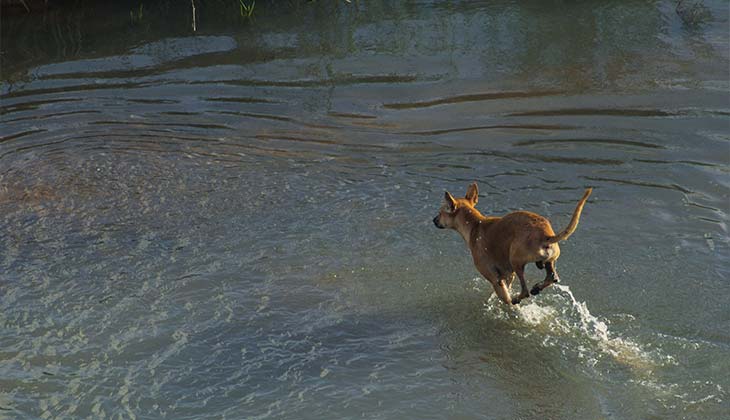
<box><xmin>1</xmin><ymin>1</ymin><xmax>729</xmax><ymax>419</ymax></box>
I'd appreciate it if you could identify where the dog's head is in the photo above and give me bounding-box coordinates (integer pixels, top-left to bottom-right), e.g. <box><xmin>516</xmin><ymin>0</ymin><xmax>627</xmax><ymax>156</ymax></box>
<box><xmin>433</xmin><ymin>182</ymin><xmax>479</xmax><ymax>229</ymax></box>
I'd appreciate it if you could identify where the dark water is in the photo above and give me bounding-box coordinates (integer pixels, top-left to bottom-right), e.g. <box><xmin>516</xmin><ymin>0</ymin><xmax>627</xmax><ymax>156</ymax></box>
<box><xmin>1</xmin><ymin>1</ymin><xmax>729</xmax><ymax>418</ymax></box>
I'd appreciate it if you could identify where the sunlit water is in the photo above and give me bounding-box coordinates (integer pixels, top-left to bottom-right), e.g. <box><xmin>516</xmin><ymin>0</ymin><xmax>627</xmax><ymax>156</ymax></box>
<box><xmin>1</xmin><ymin>1</ymin><xmax>729</xmax><ymax>418</ymax></box>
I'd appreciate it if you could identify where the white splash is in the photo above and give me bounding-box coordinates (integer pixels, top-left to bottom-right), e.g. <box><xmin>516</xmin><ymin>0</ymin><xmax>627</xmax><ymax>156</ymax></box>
<box><xmin>550</xmin><ymin>284</ymin><xmax>656</xmax><ymax>372</ymax></box>
<box><xmin>516</xmin><ymin>302</ymin><xmax>557</xmax><ymax>326</ymax></box>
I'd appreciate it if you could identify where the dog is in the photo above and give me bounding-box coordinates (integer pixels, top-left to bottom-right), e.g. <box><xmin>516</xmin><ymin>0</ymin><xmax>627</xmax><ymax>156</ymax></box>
<box><xmin>433</xmin><ymin>182</ymin><xmax>592</xmax><ymax>305</ymax></box>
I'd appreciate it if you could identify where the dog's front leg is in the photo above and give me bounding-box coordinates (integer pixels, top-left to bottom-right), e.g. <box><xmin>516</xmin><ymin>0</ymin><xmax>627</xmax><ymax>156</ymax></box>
<box><xmin>506</xmin><ymin>272</ymin><xmax>516</xmax><ymax>289</ymax></box>
<box><xmin>485</xmin><ymin>272</ymin><xmax>514</xmax><ymax>305</ymax></box>
<box><xmin>511</xmin><ymin>265</ymin><xmax>530</xmax><ymax>305</ymax></box>
<box><xmin>478</xmin><ymin>266</ymin><xmax>514</xmax><ymax>305</ymax></box>
<box><xmin>491</xmin><ymin>279</ymin><xmax>513</xmax><ymax>305</ymax></box>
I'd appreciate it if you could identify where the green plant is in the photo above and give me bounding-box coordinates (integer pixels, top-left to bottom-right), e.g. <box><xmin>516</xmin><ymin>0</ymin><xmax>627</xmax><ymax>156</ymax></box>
<box><xmin>130</xmin><ymin>3</ymin><xmax>144</xmax><ymax>24</ymax></box>
<box><xmin>239</xmin><ymin>0</ymin><xmax>255</xmax><ymax>18</ymax></box>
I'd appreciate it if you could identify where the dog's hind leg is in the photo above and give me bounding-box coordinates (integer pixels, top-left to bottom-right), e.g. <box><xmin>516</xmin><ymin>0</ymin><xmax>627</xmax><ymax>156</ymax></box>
<box><xmin>545</xmin><ymin>261</ymin><xmax>560</xmax><ymax>283</ymax></box>
<box><xmin>530</xmin><ymin>261</ymin><xmax>560</xmax><ymax>296</ymax></box>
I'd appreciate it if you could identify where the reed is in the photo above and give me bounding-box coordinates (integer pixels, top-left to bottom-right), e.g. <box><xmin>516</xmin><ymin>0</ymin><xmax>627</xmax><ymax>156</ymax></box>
<box><xmin>238</xmin><ymin>0</ymin><xmax>254</xmax><ymax>18</ymax></box>
<box><xmin>129</xmin><ymin>3</ymin><xmax>143</xmax><ymax>25</ymax></box>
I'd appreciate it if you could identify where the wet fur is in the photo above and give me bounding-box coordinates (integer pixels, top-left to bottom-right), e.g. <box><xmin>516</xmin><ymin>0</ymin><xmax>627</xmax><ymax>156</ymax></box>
<box><xmin>433</xmin><ymin>183</ymin><xmax>592</xmax><ymax>305</ymax></box>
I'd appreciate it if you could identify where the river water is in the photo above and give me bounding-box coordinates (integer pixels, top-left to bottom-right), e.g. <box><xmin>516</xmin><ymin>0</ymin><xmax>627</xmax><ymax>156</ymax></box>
<box><xmin>1</xmin><ymin>1</ymin><xmax>728</xmax><ymax>419</ymax></box>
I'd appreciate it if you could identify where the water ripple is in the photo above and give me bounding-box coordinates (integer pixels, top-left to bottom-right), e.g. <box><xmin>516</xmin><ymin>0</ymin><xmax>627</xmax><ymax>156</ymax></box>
<box><xmin>513</xmin><ymin>138</ymin><xmax>665</xmax><ymax>149</ymax></box>
<box><xmin>383</xmin><ymin>90</ymin><xmax>562</xmax><ymax>109</ymax></box>
<box><xmin>507</xmin><ymin>108</ymin><xmax>676</xmax><ymax>117</ymax></box>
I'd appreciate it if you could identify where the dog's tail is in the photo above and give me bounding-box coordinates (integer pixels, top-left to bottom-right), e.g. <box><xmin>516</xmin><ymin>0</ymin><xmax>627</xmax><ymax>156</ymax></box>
<box><xmin>546</xmin><ymin>188</ymin><xmax>592</xmax><ymax>244</ymax></box>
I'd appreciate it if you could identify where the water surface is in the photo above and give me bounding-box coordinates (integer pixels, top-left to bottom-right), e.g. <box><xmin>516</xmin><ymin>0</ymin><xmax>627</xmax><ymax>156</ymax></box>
<box><xmin>1</xmin><ymin>1</ymin><xmax>729</xmax><ymax>419</ymax></box>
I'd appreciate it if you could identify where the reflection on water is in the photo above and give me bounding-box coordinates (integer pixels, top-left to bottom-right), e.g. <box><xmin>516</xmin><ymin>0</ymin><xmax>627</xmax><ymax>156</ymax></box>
<box><xmin>1</xmin><ymin>0</ymin><xmax>729</xmax><ymax>419</ymax></box>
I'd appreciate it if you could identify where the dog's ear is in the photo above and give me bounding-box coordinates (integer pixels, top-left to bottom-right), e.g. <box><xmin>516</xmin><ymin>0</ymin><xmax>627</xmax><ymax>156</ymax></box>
<box><xmin>465</xmin><ymin>182</ymin><xmax>478</xmax><ymax>205</ymax></box>
<box><xmin>444</xmin><ymin>191</ymin><xmax>457</xmax><ymax>212</ymax></box>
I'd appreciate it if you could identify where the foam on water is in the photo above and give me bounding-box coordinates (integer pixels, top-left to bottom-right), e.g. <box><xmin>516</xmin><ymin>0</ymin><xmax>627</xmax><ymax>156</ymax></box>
<box><xmin>475</xmin><ymin>280</ymin><xmax>728</xmax><ymax>417</ymax></box>
<box><xmin>551</xmin><ymin>284</ymin><xmax>658</xmax><ymax>372</ymax></box>
<box><xmin>483</xmin><ymin>282</ymin><xmax>662</xmax><ymax>376</ymax></box>
<box><xmin>486</xmin><ymin>280</ymin><xmax>730</xmax><ymax>417</ymax></box>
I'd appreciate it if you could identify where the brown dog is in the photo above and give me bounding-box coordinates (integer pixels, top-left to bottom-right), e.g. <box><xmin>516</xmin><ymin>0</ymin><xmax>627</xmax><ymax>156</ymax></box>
<box><xmin>433</xmin><ymin>183</ymin><xmax>592</xmax><ymax>305</ymax></box>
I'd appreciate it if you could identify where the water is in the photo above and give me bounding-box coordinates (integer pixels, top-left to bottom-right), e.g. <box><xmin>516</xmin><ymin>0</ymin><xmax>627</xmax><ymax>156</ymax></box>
<box><xmin>1</xmin><ymin>0</ymin><xmax>728</xmax><ymax>418</ymax></box>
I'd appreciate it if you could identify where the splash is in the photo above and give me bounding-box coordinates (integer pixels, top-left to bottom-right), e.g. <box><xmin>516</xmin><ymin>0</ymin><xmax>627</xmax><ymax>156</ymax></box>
<box><xmin>484</xmin><ymin>283</ymin><xmax>660</xmax><ymax>374</ymax></box>
<box><xmin>550</xmin><ymin>284</ymin><xmax>657</xmax><ymax>373</ymax></box>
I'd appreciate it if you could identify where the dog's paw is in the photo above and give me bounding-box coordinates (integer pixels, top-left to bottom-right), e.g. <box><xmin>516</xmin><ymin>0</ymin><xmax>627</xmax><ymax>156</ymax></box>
<box><xmin>511</xmin><ymin>297</ymin><xmax>521</xmax><ymax>305</ymax></box>
<box><xmin>530</xmin><ymin>286</ymin><xmax>541</xmax><ymax>296</ymax></box>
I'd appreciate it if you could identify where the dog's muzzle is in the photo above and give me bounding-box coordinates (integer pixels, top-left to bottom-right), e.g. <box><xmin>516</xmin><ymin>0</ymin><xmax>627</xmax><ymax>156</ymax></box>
<box><xmin>433</xmin><ymin>216</ymin><xmax>445</xmax><ymax>229</ymax></box>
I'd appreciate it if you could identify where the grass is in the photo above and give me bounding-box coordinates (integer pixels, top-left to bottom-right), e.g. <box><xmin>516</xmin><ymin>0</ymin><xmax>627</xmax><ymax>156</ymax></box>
<box><xmin>238</xmin><ymin>0</ymin><xmax>254</xmax><ymax>18</ymax></box>
<box><xmin>129</xmin><ymin>3</ymin><xmax>143</xmax><ymax>25</ymax></box>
